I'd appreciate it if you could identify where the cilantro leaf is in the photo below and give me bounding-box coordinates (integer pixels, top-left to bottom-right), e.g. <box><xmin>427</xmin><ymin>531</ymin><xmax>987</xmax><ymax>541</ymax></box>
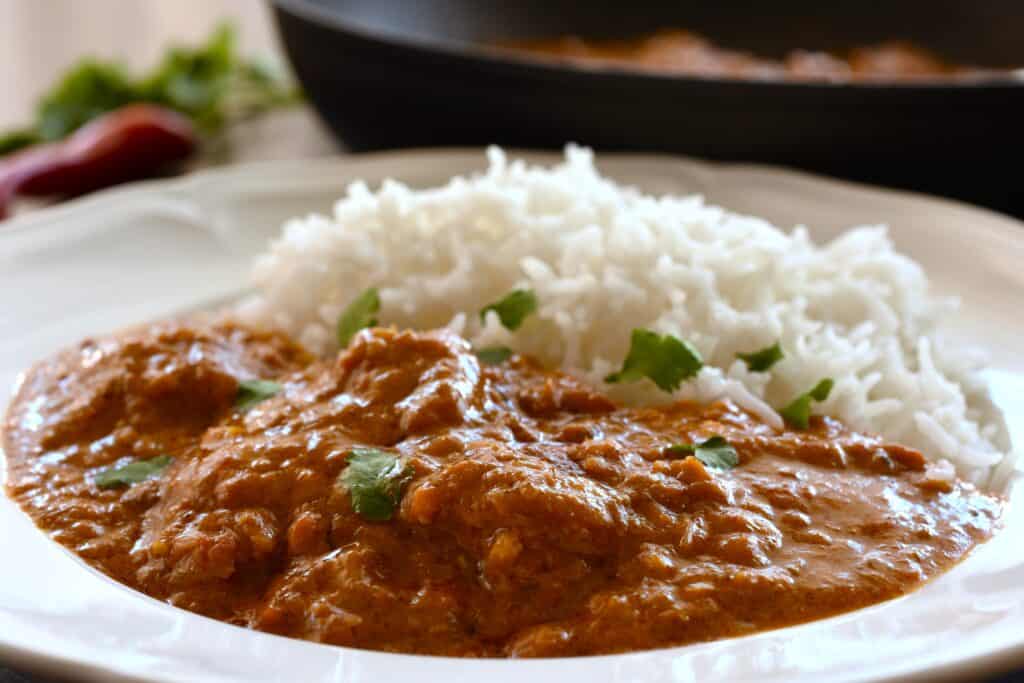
<box><xmin>667</xmin><ymin>436</ymin><xmax>739</xmax><ymax>470</ymax></box>
<box><xmin>337</xmin><ymin>287</ymin><xmax>381</xmax><ymax>347</ymax></box>
<box><xmin>235</xmin><ymin>379</ymin><xmax>282</xmax><ymax>411</ymax></box>
<box><xmin>139</xmin><ymin>24</ymin><xmax>237</xmax><ymax>131</ymax></box>
<box><xmin>475</xmin><ymin>346</ymin><xmax>513</xmax><ymax>365</ymax></box>
<box><xmin>605</xmin><ymin>328</ymin><xmax>703</xmax><ymax>392</ymax></box>
<box><xmin>138</xmin><ymin>25</ymin><xmax>299</xmax><ymax>132</ymax></box>
<box><xmin>340</xmin><ymin>448</ymin><xmax>412</xmax><ymax>521</ymax></box>
<box><xmin>36</xmin><ymin>61</ymin><xmax>140</xmax><ymax>141</ymax></box>
<box><xmin>480</xmin><ymin>289</ymin><xmax>537</xmax><ymax>331</ymax></box>
<box><xmin>737</xmin><ymin>341</ymin><xmax>784</xmax><ymax>372</ymax></box>
<box><xmin>219</xmin><ymin>60</ymin><xmax>304</xmax><ymax>123</ymax></box>
<box><xmin>0</xmin><ymin>129</ymin><xmax>41</xmax><ymax>155</ymax></box>
<box><xmin>94</xmin><ymin>455</ymin><xmax>173</xmax><ymax>490</ymax></box>
<box><xmin>779</xmin><ymin>378</ymin><xmax>835</xmax><ymax>429</ymax></box>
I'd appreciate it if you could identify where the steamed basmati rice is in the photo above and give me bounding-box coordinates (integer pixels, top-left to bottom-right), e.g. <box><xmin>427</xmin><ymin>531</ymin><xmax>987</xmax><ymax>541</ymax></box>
<box><xmin>236</xmin><ymin>146</ymin><xmax>1012</xmax><ymax>487</ymax></box>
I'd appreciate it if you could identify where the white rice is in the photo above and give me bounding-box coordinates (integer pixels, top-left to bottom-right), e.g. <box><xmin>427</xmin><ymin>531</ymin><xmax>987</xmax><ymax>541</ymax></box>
<box><xmin>236</xmin><ymin>146</ymin><xmax>1012</xmax><ymax>488</ymax></box>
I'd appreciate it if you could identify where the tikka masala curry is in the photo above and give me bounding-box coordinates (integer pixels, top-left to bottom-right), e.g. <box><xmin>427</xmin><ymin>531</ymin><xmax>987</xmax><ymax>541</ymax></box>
<box><xmin>2</xmin><ymin>320</ymin><xmax>1002</xmax><ymax>656</ymax></box>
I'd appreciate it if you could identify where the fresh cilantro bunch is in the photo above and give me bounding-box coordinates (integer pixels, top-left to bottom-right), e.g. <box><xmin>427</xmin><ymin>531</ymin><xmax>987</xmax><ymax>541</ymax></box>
<box><xmin>0</xmin><ymin>24</ymin><xmax>300</xmax><ymax>156</ymax></box>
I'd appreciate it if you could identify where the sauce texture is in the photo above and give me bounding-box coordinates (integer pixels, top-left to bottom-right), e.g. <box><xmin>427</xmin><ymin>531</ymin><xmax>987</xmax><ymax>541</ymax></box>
<box><xmin>3</xmin><ymin>322</ymin><xmax>1002</xmax><ymax>656</ymax></box>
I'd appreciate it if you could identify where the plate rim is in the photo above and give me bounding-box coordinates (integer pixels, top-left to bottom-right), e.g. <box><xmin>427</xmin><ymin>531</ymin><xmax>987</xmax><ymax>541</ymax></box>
<box><xmin>6</xmin><ymin>146</ymin><xmax>1024</xmax><ymax>238</ymax></box>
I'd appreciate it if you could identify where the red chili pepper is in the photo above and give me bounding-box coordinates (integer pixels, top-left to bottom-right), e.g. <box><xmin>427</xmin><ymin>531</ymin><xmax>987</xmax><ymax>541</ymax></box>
<box><xmin>0</xmin><ymin>104</ymin><xmax>197</xmax><ymax>220</ymax></box>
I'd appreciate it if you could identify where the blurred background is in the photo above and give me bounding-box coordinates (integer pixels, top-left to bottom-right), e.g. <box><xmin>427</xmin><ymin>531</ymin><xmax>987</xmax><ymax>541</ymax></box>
<box><xmin>2</xmin><ymin>0</ymin><xmax>1022</xmax><ymax>221</ymax></box>
<box><xmin>0</xmin><ymin>0</ymin><xmax>336</xmax><ymax>162</ymax></box>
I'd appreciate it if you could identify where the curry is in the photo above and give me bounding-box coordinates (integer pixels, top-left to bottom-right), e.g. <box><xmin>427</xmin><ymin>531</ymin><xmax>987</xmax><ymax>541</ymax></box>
<box><xmin>501</xmin><ymin>30</ymin><xmax>983</xmax><ymax>82</ymax></box>
<box><xmin>2</xmin><ymin>321</ymin><xmax>1002</xmax><ymax>657</ymax></box>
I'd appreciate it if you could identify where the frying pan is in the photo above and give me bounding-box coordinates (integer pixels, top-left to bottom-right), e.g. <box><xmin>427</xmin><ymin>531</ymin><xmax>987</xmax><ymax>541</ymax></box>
<box><xmin>271</xmin><ymin>0</ymin><xmax>1024</xmax><ymax>214</ymax></box>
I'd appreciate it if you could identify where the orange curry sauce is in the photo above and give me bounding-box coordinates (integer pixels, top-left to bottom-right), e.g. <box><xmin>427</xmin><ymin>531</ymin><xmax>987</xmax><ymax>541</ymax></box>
<box><xmin>501</xmin><ymin>30</ymin><xmax>975</xmax><ymax>82</ymax></box>
<box><xmin>3</xmin><ymin>321</ymin><xmax>1002</xmax><ymax>656</ymax></box>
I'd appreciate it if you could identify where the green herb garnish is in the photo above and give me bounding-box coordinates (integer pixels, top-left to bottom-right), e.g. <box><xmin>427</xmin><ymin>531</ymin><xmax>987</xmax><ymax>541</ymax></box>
<box><xmin>480</xmin><ymin>289</ymin><xmax>537</xmax><ymax>331</ymax></box>
<box><xmin>235</xmin><ymin>379</ymin><xmax>282</xmax><ymax>411</ymax></box>
<box><xmin>736</xmin><ymin>341</ymin><xmax>784</xmax><ymax>372</ymax></box>
<box><xmin>475</xmin><ymin>346</ymin><xmax>513</xmax><ymax>365</ymax></box>
<box><xmin>337</xmin><ymin>287</ymin><xmax>381</xmax><ymax>347</ymax></box>
<box><xmin>605</xmin><ymin>328</ymin><xmax>703</xmax><ymax>392</ymax></box>
<box><xmin>94</xmin><ymin>455</ymin><xmax>173</xmax><ymax>490</ymax></box>
<box><xmin>139</xmin><ymin>26</ymin><xmax>300</xmax><ymax>133</ymax></box>
<box><xmin>779</xmin><ymin>378</ymin><xmax>835</xmax><ymax>429</ymax></box>
<box><xmin>1</xmin><ymin>24</ymin><xmax>299</xmax><ymax>153</ymax></box>
<box><xmin>667</xmin><ymin>436</ymin><xmax>739</xmax><ymax>470</ymax></box>
<box><xmin>340</xmin><ymin>448</ymin><xmax>412</xmax><ymax>521</ymax></box>
<box><xmin>0</xmin><ymin>129</ymin><xmax>41</xmax><ymax>155</ymax></box>
<box><xmin>35</xmin><ymin>60</ymin><xmax>139</xmax><ymax>142</ymax></box>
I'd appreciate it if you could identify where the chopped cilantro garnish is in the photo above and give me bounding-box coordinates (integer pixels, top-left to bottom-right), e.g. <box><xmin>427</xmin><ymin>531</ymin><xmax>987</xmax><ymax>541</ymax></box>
<box><xmin>235</xmin><ymin>379</ymin><xmax>282</xmax><ymax>411</ymax></box>
<box><xmin>737</xmin><ymin>341</ymin><xmax>784</xmax><ymax>372</ymax></box>
<box><xmin>605</xmin><ymin>328</ymin><xmax>703</xmax><ymax>393</ymax></box>
<box><xmin>0</xmin><ymin>128</ymin><xmax>41</xmax><ymax>155</ymax></box>
<box><xmin>94</xmin><ymin>455</ymin><xmax>173</xmax><ymax>489</ymax></box>
<box><xmin>337</xmin><ymin>287</ymin><xmax>380</xmax><ymax>347</ymax></box>
<box><xmin>475</xmin><ymin>346</ymin><xmax>513</xmax><ymax>365</ymax></box>
<box><xmin>667</xmin><ymin>436</ymin><xmax>739</xmax><ymax>470</ymax></box>
<box><xmin>479</xmin><ymin>289</ymin><xmax>537</xmax><ymax>331</ymax></box>
<box><xmin>779</xmin><ymin>378</ymin><xmax>835</xmax><ymax>429</ymax></box>
<box><xmin>340</xmin><ymin>448</ymin><xmax>412</xmax><ymax>522</ymax></box>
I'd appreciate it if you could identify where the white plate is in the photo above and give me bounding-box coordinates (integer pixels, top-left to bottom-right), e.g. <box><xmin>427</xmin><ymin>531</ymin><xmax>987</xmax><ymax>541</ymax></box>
<box><xmin>2</xmin><ymin>150</ymin><xmax>1023</xmax><ymax>683</ymax></box>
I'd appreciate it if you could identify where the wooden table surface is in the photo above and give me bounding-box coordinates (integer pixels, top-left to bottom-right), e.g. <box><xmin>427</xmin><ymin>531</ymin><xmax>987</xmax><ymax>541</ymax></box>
<box><xmin>0</xmin><ymin>2</ymin><xmax>1021</xmax><ymax>682</ymax></box>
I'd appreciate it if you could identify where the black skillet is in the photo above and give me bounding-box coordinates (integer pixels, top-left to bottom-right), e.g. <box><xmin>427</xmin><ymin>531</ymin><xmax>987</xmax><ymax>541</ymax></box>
<box><xmin>271</xmin><ymin>0</ymin><xmax>1024</xmax><ymax>215</ymax></box>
